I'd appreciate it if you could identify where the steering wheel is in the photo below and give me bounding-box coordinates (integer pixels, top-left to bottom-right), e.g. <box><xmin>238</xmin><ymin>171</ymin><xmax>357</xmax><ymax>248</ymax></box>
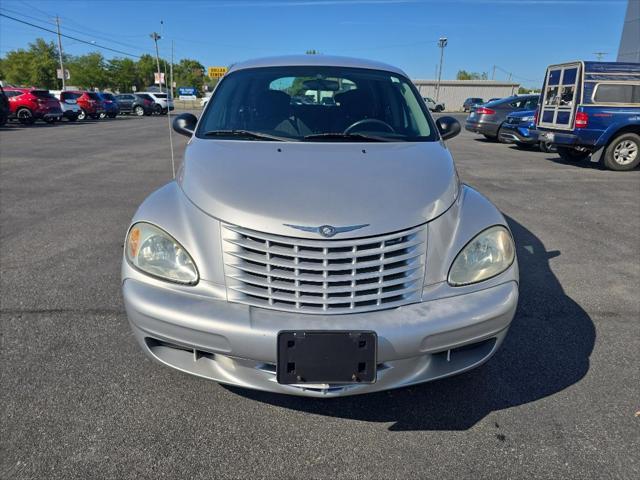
<box><xmin>344</xmin><ymin>118</ymin><xmax>395</xmax><ymax>134</ymax></box>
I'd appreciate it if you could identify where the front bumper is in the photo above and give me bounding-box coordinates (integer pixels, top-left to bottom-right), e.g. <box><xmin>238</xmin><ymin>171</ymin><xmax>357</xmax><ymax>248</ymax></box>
<box><xmin>123</xmin><ymin>277</ymin><xmax>518</xmax><ymax>397</ymax></box>
<box><xmin>498</xmin><ymin>125</ymin><xmax>538</xmax><ymax>144</ymax></box>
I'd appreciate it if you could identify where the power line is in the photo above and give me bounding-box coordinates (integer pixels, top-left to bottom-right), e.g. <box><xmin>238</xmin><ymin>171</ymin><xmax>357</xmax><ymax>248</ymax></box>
<box><xmin>0</xmin><ymin>12</ymin><xmax>142</xmax><ymax>58</ymax></box>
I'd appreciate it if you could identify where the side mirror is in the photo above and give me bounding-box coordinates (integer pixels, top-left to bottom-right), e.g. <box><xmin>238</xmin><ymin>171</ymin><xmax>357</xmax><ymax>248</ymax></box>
<box><xmin>173</xmin><ymin>113</ymin><xmax>198</xmax><ymax>137</ymax></box>
<box><xmin>435</xmin><ymin>116</ymin><xmax>461</xmax><ymax>141</ymax></box>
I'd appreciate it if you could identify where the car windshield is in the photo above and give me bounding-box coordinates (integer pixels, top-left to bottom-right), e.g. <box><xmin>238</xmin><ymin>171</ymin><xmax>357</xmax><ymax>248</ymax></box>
<box><xmin>197</xmin><ymin>66</ymin><xmax>436</xmax><ymax>142</ymax></box>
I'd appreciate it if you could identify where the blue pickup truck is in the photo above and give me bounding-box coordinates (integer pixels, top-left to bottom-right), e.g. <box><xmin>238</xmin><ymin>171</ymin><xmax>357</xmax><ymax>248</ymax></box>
<box><xmin>536</xmin><ymin>61</ymin><xmax>640</xmax><ymax>171</ymax></box>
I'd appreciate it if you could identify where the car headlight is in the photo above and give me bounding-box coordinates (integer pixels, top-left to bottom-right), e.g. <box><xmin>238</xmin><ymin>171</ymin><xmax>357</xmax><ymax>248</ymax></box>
<box><xmin>448</xmin><ymin>226</ymin><xmax>515</xmax><ymax>286</ymax></box>
<box><xmin>521</xmin><ymin>116</ymin><xmax>534</xmax><ymax>122</ymax></box>
<box><xmin>125</xmin><ymin>222</ymin><xmax>198</xmax><ymax>284</ymax></box>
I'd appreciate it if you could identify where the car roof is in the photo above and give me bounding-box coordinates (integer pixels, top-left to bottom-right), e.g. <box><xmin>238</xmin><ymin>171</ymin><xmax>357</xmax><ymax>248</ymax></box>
<box><xmin>227</xmin><ymin>55</ymin><xmax>407</xmax><ymax>76</ymax></box>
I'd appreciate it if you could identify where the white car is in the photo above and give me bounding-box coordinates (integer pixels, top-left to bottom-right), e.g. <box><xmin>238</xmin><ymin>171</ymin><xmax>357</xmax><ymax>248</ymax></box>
<box><xmin>137</xmin><ymin>91</ymin><xmax>174</xmax><ymax>115</ymax></box>
<box><xmin>50</xmin><ymin>90</ymin><xmax>81</xmax><ymax>122</ymax></box>
<box><xmin>200</xmin><ymin>93</ymin><xmax>212</xmax><ymax>107</ymax></box>
<box><xmin>423</xmin><ymin>97</ymin><xmax>445</xmax><ymax>112</ymax></box>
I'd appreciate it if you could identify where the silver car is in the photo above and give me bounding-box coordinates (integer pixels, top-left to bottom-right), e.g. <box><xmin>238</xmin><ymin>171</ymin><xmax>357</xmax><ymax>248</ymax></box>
<box><xmin>122</xmin><ymin>56</ymin><xmax>519</xmax><ymax>397</ymax></box>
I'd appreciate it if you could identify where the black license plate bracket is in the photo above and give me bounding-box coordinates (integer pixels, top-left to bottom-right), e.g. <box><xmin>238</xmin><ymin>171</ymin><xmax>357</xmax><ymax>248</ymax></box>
<box><xmin>277</xmin><ymin>331</ymin><xmax>377</xmax><ymax>385</ymax></box>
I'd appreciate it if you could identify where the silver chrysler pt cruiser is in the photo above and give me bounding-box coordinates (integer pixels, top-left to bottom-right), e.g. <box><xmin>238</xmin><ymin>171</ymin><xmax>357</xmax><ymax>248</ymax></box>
<box><xmin>122</xmin><ymin>56</ymin><xmax>518</xmax><ymax>397</ymax></box>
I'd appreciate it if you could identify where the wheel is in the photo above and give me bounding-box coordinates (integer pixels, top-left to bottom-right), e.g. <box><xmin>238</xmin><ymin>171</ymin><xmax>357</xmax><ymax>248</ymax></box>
<box><xmin>557</xmin><ymin>146</ymin><xmax>590</xmax><ymax>162</ymax></box>
<box><xmin>435</xmin><ymin>105</ymin><xmax>443</xmax><ymax>112</ymax></box>
<box><xmin>161</xmin><ymin>108</ymin><xmax>168</xmax><ymax>115</ymax></box>
<box><xmin>538</xmin><ymin>141</ymin><xmax>556</xmax><ymax>153</ymax></box>
<box><xmin>153</xmin><ymin>104</ymin><xmax>162</xmax><ymax>115</ymax></box>
<box><xmin>17</xmin><ymin>108</ymin><xmax>35</xmax><ymax>125</ymax></box>
<box><xmin>78</xmin><ymin>109</ymin><xmax>87</xmax><ymax>121</ymax></box>
<box><xmin>134</xmin><ymin>105</ymin><xmax>145</xmax><ymax>116</ymax></box>
<box><xmin>603</xmin><ymin>133</ymin><xmax>640</xmax><ymax>171</ymax></box>
<box><xmin>99</xmin><ymin>112</ymin><xmax>107</xmax><ymax>119</ymax></box>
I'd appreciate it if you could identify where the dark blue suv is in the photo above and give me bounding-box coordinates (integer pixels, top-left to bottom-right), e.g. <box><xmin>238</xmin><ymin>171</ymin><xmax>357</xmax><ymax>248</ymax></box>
<box><xmin>536</xmin><ymin>61</ymin><xmax>640</xmax><ymax>171</ymax></box>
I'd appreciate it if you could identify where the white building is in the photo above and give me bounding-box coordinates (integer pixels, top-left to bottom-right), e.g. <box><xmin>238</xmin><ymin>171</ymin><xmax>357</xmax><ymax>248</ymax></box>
<box><xmin>413</xmin><ymin>80</ymin><xmax>520</xmax><ymax>111</ymax></box>
<box><xmin>618</xmin><ymin>0</ymin><xmax>640</xmax><ymax>62</ymax></box>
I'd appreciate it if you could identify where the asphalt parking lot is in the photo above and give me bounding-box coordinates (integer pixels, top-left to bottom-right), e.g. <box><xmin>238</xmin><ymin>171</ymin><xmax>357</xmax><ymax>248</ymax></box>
<box><xmin>1</xmin><ymin>112</ymin><xmax>638</xmax><ymax>479</ymax></box>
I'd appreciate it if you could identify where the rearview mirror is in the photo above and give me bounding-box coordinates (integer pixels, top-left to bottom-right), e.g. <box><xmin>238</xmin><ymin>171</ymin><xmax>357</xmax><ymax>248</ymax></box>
<box><xmin>173</xmin><ymin>113</ymin><xmax>198</xmax><ymax>137</ymax></box>
<box><xmin>435</xmin><ymin>116</ymin><xmax>461</xmax><ymax>141</ymax></box>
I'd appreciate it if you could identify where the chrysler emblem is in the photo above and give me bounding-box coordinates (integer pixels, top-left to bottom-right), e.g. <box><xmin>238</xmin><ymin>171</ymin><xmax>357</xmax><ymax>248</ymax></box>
<box><xmin>284</xmin><ymin>223</ymin><xmax>369</xmax><ymax>238</ymax></box>
<box><xmin>319</xmin><ymin>225</ymin><xmax>337</xmax><ymax>237</ymax></box>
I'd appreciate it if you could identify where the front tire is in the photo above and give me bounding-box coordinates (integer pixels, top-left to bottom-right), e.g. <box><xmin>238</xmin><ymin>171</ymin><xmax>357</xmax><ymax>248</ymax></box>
<box><xmin>603</xmin><ymin>133</ymin><xmax>640</xmax><ymax>171</ymax></box>
<box><xmin>17</xmin><ymin>108</ymin><xmax>35</xmax><ymax>125</ymax></box>
<box><xmin>134</xmin><ymin>105</ymin><xmax>145</xmax><ymax>116</ymax></box>
<box><xmin>557</xmin><ymin>146</ymin><xmax>590</xmax><ymax>162</ymax></box>
<box><xmin>78</xmin><ymin>109</ymin><xmax>87</xmax><ymax>121</ymax></box>
<box><xmin>153</xmin><ymin>104</ymin><xmax>162</xmax><ymax>115</ymax></box>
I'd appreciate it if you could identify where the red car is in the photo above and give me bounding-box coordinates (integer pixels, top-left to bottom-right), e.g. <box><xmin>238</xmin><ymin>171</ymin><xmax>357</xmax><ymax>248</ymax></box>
<box><xmin>4</xmin><ymin>88</ymin><xmax>63</xmax><ymax>125</ymax></box>
<box><xmin>62</xmin><ymin>90</ymin><xmax>105</xmax><ymax>120</ymax></box>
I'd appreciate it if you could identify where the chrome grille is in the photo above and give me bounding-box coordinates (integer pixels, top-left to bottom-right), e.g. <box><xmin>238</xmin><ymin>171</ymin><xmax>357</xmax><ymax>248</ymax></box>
<box><xmin>222</xmin><ymin>224</ymin><xmax>427</xmax><ymax>314</ymax></box>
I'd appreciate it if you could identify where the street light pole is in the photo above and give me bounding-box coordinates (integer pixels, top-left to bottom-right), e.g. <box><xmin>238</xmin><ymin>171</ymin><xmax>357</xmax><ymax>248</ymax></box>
<box><xmin>55</xmin><ymin>16</ymin><xmax>65</xmax><ymax>90</ymax></box>
<box><xmin>435</xmin><ymin>37</ymin><xmax>447</xmax><ymax>103</ymax></box>
<box><xmin>150</xmin><ymin>32</ymin><xmax>162</xmax><ymax>90</ymax></box>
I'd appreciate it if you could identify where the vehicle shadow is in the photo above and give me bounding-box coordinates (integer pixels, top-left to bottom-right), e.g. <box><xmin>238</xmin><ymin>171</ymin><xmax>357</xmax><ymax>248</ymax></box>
<box><xmin>547</xmin><ymin>156</ymin><xmax>605</xmax><ymax>170</ymax></box>
<box><xmin>225</xmin><ymin>216</ymin><xmax>595</xmax><ymax>431</ymax></box>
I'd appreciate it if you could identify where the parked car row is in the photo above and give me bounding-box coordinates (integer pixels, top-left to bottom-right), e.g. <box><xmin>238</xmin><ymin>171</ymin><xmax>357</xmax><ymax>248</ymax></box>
<box><xmin>0</xmin><ymin>86</ymin><xmax>174</xmax><ymax>126</ymax></box>
<box><xmin>463</xmin><ymin>60</ymin><xmax>640</xmax><ymax>171</ymax></box>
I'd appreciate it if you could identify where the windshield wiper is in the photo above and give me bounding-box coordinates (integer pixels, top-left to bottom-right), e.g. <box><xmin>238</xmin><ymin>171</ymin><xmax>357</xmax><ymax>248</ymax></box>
<box><xmin>203</xmin><ymin>130</ymin><xmax>294</xmax><ymax>141</ymax></box>
<box><xmin>303</xmin><ymin>132</ymin><xmax>394</xmax><ymax>142</ymax></box>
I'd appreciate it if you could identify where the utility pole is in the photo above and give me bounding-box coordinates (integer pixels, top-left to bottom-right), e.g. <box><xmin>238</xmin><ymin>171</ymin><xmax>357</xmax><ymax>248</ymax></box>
<box><xmin>435</xmin><ymin>37</ymin><xmax>447</xmax><ymax>102</ymax></box>
<box><xmin>55</xmin><ymin>16</ymin><xmax>65</xmax><ymax>90</ymax></box>
<box><xmin>150</xmin><ymin>32</ymin><xmax>162</xmax><ymax>90</ymax></box>
<box><xmin>491</xmin><ymin>65</ymin><xmax>496</xmax><ymax>80</ymax></box>
<box><xmin>593</xmin><ymin>51</ymin><xmax>608</xmax><ymax>61</ymax></box>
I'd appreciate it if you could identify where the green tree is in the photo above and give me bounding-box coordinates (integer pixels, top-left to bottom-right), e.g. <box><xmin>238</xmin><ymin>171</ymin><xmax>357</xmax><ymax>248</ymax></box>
<box><xmin>136</xmin><ymin>54</ymin><xmax>159</xmax><ymax>89</ymax></box>
<box><xmin>456</xmin><ymin>70</ymin><xmax>488</xmax><ymax>80</ymax></box>
<box><xmin>173</xmin><ymin>58</ymin><xmax>205</xmax><ymax>92</ymax></box>
<box><xmin>1</xmin><ymin>38</ymin><xmax>59</xmax><ymax>88</ymax></box>
<box><xmin>107</xmin><ymin>57</ymin><xmax>139</xmax><ymax>92</ymax></box>
<box><xmin>67</xmin><ymin>52</ymin><xmax>107</xmax><ymax>89</ymax></box>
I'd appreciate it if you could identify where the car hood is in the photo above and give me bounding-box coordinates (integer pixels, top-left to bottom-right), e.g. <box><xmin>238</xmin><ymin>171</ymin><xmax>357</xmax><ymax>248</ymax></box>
<box><xmin>178</xmin><ymin>139</ymin><xmax>459</xmax><ymax>238</ymax></box>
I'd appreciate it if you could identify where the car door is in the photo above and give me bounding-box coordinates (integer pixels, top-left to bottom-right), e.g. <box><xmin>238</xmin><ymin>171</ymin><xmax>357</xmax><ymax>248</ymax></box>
<box><xmin>120</xmin><ymin>95</ymin><xmax>134</xmax><ymax>111</ymax></box>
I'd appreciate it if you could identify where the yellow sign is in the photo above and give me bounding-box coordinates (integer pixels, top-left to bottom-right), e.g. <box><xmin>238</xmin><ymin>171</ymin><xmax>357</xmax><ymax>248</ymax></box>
<box><xmin>208</xmin><ymin>66</ymin><xmax>228</xmax><ymax>79</ymax></box>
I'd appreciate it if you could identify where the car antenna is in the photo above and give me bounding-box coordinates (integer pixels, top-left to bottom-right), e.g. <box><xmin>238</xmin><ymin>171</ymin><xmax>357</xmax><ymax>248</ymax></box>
<box><xmin>164</xmin><ymin>67</ymin><xmax>175</xmax><ymax>178</ymax></box>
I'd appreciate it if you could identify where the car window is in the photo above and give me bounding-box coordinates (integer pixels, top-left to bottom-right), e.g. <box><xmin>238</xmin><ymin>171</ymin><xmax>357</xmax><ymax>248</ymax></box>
<box><xmin>87</xmin><ymin>92</ymin><xmax>101</xmax><ymax>100</ymax></box>
<box><xmin>102</xmin><ymin>93</ymin><xmax>115</xmax><ymax>101</ymax></box>
<box><xmin>62</xmin><ymin>92</ymin><xmax>81</xmax><ymax>100</ymax></box>
<box><xmin>138</xmin><ymin>94</ymin><xmax>153</xmax><ymax>101</ymax></box>
<box><xmin>197</xmin><ymin>65</ymin><xmax>437</xmax><ymax>142</ymax></box>
<box><xmin>593</xmin><ymin>83</ymin><xmax>640</xmax><ymax>104</ymax></box>
<box><xmin>153</xmin><ymin>93</ymin><xmax>167</xmax><ymax>99</ymax></box>
<box><xmin>523</xmin><ymin>96</ymin><xmax>539</xmax><ymax>109</ymax></box>
<box><xmin>32</xmin><ymin>90</ymin><xmax>55</xmax><ymax>99</ymax></box>
<box><xmin>5</xmin><ymin>91</ymin><xmax>22</xmax><ymax>98</ymax></box>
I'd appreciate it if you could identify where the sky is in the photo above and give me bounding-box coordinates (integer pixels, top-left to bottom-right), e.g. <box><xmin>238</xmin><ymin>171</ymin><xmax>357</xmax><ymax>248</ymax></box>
<box><xmin>0</xmin><ymin>0</ymin><xmax>630</xmax><ymax>88</ymax></box>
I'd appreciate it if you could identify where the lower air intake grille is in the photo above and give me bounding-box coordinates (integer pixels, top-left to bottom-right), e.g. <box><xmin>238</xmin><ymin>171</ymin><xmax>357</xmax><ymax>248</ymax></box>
<box><xmin>221</xmin><ymin>223</ymin><xmax>427</xmax><ymax>314</ymax></box>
